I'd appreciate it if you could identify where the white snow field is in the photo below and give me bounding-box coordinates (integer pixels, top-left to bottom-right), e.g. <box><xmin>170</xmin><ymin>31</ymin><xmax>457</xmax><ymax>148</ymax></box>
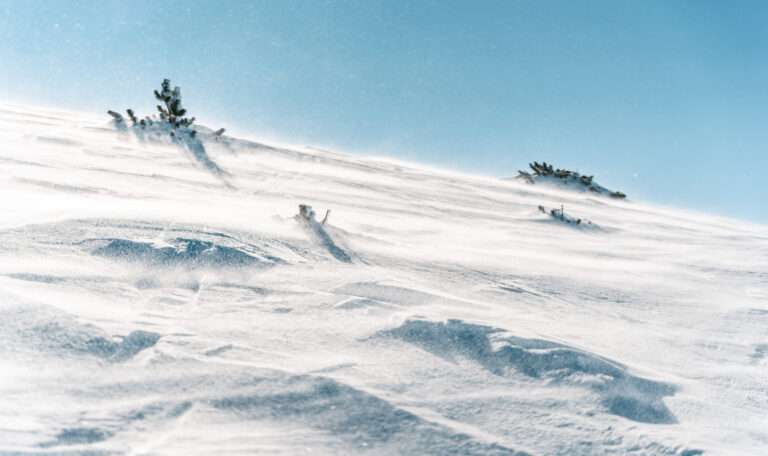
<box><xmin>0</xmin><ymin>100</ymin><xmax>767</xmax><ymax>456</ymax></box>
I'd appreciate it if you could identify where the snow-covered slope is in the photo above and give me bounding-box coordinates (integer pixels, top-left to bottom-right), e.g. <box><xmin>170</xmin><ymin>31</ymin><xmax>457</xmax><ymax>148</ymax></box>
<box><xmin>1</xmin><ymin>101</ymin><xmax>767</xmax><ymax>455</ymax></box>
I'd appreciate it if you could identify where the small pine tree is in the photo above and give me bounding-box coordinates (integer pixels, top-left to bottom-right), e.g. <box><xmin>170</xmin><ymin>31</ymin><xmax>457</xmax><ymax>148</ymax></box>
<box><xmin>109</xmin><ymin>78</ymin><xmax>225</xmax><ymax>139</ymax></box>
<box><xmin>155</xmin><ymin>79</ymin><xmax>190</xmax><ymax>128</ymax></box>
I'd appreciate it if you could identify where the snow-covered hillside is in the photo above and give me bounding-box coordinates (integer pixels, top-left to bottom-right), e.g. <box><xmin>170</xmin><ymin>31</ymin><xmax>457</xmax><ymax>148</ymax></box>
<box><xmin>1</xmin><ymin>101</ymin><xmax>767</xmax><ymax>455</ymax></box>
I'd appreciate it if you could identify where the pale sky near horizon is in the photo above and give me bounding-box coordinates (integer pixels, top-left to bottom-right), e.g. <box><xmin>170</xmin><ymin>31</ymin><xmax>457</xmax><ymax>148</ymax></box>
<box><xmin>1</xmin><ymin>0</ymin><xmax>766</xmax><ymax>223</ymax></box>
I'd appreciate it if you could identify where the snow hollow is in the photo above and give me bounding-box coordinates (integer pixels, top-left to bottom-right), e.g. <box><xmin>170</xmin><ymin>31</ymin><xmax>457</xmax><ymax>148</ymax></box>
<box><xmin>1</xmin><ymin>101</ymin><xmax>767</xmax><ymax>455</ymax></box>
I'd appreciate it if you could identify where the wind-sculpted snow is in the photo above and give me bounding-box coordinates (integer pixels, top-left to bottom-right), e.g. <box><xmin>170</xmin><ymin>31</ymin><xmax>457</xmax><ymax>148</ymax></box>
<box><xmin>89</xmin><ymin>238</ymin><xmax>268</xmax><ymax>268</ymax></box>
<box><xmin>1</xmin><ymin>101</ymin><xmax>767</xmax><ymax>454</ymax></box>
<box><xmin>39</xmin><ymin>427</ymin><xmax>115</xmax><ymax>448</ymax></box>
<box><xmin>381</xmin><ymin>319</ymin><xmax>677</xmax><ymax>424</ymax></box>
<box><xmin>24</xmin><ymin>359</ymin><xmax>528</xmax><ymax>454</ymax></box>
<box><xmin>0</xmin><ymin>218</ymin><xmax>289</xmax><ymax>268</ymax></box>
<box><xmin>209</xmin><ymin>374</ymin><xmax>528</xmax><ymax>455</ymax></box>
<box><xmin>179</xmin><ymin>131</ymin><xmax>232</xmax><ymax>186</ymax></box>
<box><xmin>0</xmin><ymin>299</ymin><xmax>159</xmax><ymax>363</ymax></box>
<box><xmin>334</xmin><ymin>282</ymin><xmax>439</xmax><ymax>307</ymax></box>
<box><xmin>112</xmin><ymin>117</ymin><xmax>233</xmax><ymax>186</ymax></box>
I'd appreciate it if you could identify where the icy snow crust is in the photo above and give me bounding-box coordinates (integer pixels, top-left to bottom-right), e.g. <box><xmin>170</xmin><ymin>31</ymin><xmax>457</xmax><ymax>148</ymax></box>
<box><xmin>0</xmin><ymin>101</ymin><xmax>767</xmax><ymax>455</ymax></box>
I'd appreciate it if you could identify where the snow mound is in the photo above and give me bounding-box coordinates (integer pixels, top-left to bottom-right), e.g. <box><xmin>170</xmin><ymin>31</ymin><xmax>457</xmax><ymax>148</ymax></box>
<box><xmin>210</xmin><ymin>373</ymin><xmax>529</xmax><ymax>455</ymax></box>
<box><xmin>39</xmin><ymin>426</ymin><xmax>113</xmax><ymax>447</ymax></box>
<box><xmin>0</xmin><ymin>299</ymin><xmax>159</xmax><ymax>363</ymax></box>
<box><xmin>382</xmin><ymin>319</ymin><xmax>677</xmax><ymax>424</ymax></box>
<box><xmin>89</xmin><ymin>237</ymin><xmax>268</xmax><ymax>268</ymax></box>
<box><xmin>0</xmin><ymin>218</ymin><xmax>288</xmax><ymax>269</ymax></box>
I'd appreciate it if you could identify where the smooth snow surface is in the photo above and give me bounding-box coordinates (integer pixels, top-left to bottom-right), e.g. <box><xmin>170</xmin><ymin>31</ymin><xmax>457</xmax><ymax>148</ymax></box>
<box><xmin>1</xmin><ymin>101</ymin><xmax>767</xmax><ymax>455</ymax></box>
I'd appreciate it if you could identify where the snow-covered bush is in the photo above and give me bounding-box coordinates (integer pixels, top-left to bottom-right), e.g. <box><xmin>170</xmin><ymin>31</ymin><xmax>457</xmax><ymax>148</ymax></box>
<box><xmin>516</xmin><ymin>161</ymin><xmax>626</xmax><ymax>199</ymax></box>
<box><xmin>294</xmin><ymin>204</ymin><xmax>349</xmax><ymax>262</ymax></box>
<box><xmin>107</xmin><ymin>78</ymin><xmax>224</xmax><ymax>139</ymax></box>
<box><xmin>538</xmin><ymin>204</ymin><xmax>590</xmax><ymax>225</ymax></box>
<box><xmin>295</xmin><ymin>204</ymin><xmax>330</xmax><ymax>227</ymax></box>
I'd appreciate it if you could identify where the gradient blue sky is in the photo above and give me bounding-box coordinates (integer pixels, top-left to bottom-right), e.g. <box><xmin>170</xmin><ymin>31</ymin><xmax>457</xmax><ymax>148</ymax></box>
<box><xmin>1</xmin><ymin>0</ymin><xmax>766</xmax><ymax>223</ymax></box>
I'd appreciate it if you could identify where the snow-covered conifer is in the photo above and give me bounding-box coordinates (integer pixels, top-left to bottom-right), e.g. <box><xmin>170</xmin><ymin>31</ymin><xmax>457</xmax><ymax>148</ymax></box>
<box><xmin>109</xmin><ymin>78</ymin><xmax>221</xmax><ymax>139</ymax></box>
<box><xmin>154</xmin><ymin>79</ymin><xmax>191</xmax><ymax>128</ymax></box>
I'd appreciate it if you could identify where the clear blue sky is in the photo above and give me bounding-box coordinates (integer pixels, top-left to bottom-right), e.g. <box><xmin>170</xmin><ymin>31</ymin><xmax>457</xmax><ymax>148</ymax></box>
<box><xmin>1</xmin><ymin>0</ymin><xmax>766</xmax><ymax>223</ymax></box>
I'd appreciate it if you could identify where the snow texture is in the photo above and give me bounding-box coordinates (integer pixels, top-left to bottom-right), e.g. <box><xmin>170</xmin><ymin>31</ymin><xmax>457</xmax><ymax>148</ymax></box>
<box><xmin>1</xmin><ymin>101</ymin><xmax>767</xmax><ymax>455</ymax></box>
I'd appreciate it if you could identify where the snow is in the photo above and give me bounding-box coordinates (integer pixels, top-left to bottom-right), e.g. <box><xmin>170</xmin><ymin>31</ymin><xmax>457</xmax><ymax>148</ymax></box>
<box><xmin>0</xmin><ymin>100</ymin><xmax>767</xmax><ymax>455</ymax></box>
